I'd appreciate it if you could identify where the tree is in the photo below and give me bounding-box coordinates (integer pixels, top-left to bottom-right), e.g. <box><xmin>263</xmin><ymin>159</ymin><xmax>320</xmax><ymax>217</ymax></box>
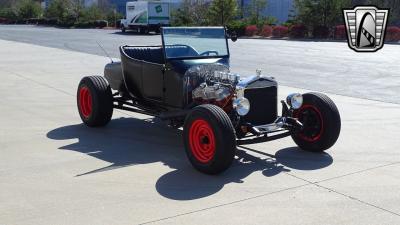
<box><xmin>45</xmin><ymin>0</ymin><xmax>78</xmax><ymax>25</ymax></box>
<box><xmin>208</xmin><ymin>0</ymin><xmax>238</xmax><ymax>26</ymax></box>
<box><xmin>79</xmin><ymin>5</ymin><xmax>104</xmax><ymax>22</ymax></box>
<box><xmin>171</xmin><ymin>0</ymin><xmax>208</xmax><ymax>26</ymax></box>
<box><xmin>385</xmin><ymin>0</ymin><xmax>400</xmax><ymax>25</ymax></box>
<box><xmin>171</xmin><ymin>8</ymin><xmax>192</xmax><ymax>26</ymax></box>
<box><xmin>17</xmin><ymin>0</ymin><xmax>42</xmax><ymax>19</ymax></box>
<box><xmin>105</xmin><ymin>7</ymin><xmax>123</xmax><ymax>27</ymax></box>
<box><xmin>294</xmin><ymin>0</ymin><xmax>351</xmax><ymax>28</ymax></box>
<box><xmin>246</xmin><ymin>0</ymin><xmax>267</xmax><ymax>25</ymax></box>
<box><xmin>0</xmin><ymin>7</ymin><xmax>18</xmax><ymax>20</ymax></box>
<box><xmin>352</xmin><ymin>0</ymin><xmax>400</xmax><ymax>25</ymax></box>
<box><xmin>0</xmin><ymin>0</ymin><xmax>17</xmax><ymax>8</ymax></box>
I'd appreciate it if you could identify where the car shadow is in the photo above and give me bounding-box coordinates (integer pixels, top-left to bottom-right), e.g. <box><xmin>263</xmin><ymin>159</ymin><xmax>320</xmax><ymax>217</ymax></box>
<box><xmin>47</xmin><ymin>117</ymin><xmax>333</xmax><ymax>200</ymax></box>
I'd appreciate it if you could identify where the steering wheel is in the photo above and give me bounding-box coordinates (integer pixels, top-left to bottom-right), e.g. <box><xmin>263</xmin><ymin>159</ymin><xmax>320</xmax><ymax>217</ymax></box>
<box><xmin>200</xmin><ymin>50</ymin><xmax>219</xmax><ymax>56</ymax></box>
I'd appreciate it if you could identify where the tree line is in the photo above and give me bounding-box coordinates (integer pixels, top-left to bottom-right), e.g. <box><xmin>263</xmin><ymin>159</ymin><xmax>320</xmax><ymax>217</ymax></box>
<box><xmin>171</xmin><ymin>0</ymin><xmax>273</xmax><ymax>26</ymax></box>
<box><xmin>294</xmin><ymin>0</ymin><xmax>400</xmax><ymax>29</ymax></box>
<box><xmin>0</xmin><ymin>0</ymin><xmax>123</xmax><ymax>27</ymax></box>
<box><xmin>171</xmin><ymin>0</ymin><xmax>400</xmax><ymax>27</ymax></box>
<box><xmin>172</xmin><ymin>0</ymin><xmax>399</xmax><ymax>38</ymax></box>
<box><xmin>0</xmin><ymin>0</ymin><xmax>399</xmax><ymax>38</ymax></box>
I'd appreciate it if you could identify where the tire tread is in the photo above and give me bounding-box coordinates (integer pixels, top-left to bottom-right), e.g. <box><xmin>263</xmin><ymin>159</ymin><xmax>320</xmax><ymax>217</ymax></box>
<box><xmin>292</xmin><ymin>92</ymin><xmax>341</xmax><ymax>152</ymax></box>
<box><xmin>77</xmin><ymin>76</ymin><xmax>113</xmax><ymax>127</ymax></box>
<box><xmin>183</xmin><ymin>104</ymin><xmax>236</xmax><ymax>174</ymax></box>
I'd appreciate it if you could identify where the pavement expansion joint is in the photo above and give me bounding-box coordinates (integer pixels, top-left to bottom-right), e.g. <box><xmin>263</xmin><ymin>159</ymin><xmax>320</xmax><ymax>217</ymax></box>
<box><xmin>5</xmin><ymin>68</ymin><xmax>73</xmax><ymax>96</ymax></box>
<box><xmin>241</xmin><ymin>146</ymin><xmax>400</xmax><ymax>219</ymax></box>
<box><xmin>138</xmin><ymin>183</ymin><xmax>309</xmax><ymax>225</ymax></box>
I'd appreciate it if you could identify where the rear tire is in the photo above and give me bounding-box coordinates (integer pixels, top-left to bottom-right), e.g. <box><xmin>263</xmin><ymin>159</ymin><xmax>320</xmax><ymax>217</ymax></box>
<box><xmin>77</xmin><ymin>76</ymin><xmax>113</xmax><ymax>127</ymax></box>
<box><xmin>140</xmin><ymin>27</ymin><xmax>147</xmax><ymax>34</ymax></box>
<box><xmin>292</xmin><ymin>92</ymin><xmax>341</xmax><ymax>152</ymax></box>
<box><xmin>183</xmin><ymin>105</ymin><xmax>236</xmax><ymax>174</ymax></box>
<box><xmin>155</xmin><ymin>25</ymin><xmax>161</xmax><ymax>34</ymax></box>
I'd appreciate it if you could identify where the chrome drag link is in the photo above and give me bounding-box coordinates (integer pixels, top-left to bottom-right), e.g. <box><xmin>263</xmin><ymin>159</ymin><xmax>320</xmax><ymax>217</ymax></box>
<box><xmin>237</xmin><ymin>117</ymin><xmax>303</xmax><ymax>145</ymax></box>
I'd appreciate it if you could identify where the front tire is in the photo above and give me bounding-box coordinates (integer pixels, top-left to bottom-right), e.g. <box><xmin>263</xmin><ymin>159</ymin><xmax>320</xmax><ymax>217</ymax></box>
<box><xmin>77</xmin><ymin>76</ymin><xmax>113</xmax><ymax>127</ymax></box>
<box><xmin>183</xmin><ymin>105</ymin><xmax>236</xmax><ymax>174</ymax></box>
<box><xmin>292</xmin><ymin>92</ymin><xmax>341</xmax><ymax>152</ymax></box>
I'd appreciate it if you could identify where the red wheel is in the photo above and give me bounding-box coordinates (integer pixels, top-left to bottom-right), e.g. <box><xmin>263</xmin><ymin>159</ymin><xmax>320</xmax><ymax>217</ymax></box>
<box><xmin>77</xmin><ymin>76</ymin><xmax>113</xmax><ymax>127</ymax></box>
<box><xmin>294</xmin><ymin>104</ymin><xmax>324</xmax><ymax>142</ymax></box>
<box><xmin>78</xmin><ymin>86</ymin><xmax>92</xmax><ymax>119</ymax></box>
<box><xmin>183</xmin><ymin>105</ymin><xmax>236</xmax><ymax>174</ymax></box>
<box><xmin>189</xmin><ymin>119</ymin><xmax>216</xmax><ymax>163</ymax></box>
<box><xmin>292</xmin><ymin>93</ymin><xmax>341</xmax><ymax>152</ymax></box>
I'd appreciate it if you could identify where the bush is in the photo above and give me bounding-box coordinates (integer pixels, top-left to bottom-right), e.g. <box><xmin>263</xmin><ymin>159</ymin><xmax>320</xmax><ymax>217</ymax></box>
<box><xmin>15</xmin><ymin>19</ymin><xmax>27</xmax><ymax>24</ymax></box>
<box><xmin>74</xmin><ymin>21</ymin><xmax>91</xmax><ymax>28</ymax></box>
<box><xmin>386</xmin><ymin>26</ymin><xmax>400</xmax><ymax>42</ymax></box>
<box><xmin>334</xmin><ymin>25</ymin><xmax>346</xmax><ymax>39</ymax></box>
<box><xmin>18</xmin><ymin>0</ymin><xmax>42</xmax><ymax>20</ymax></box>
<box><xmin>0</xmin><ymin>17</ymin><xmax>10</xmax><ymax>24</ymax></box>
<box><xmin>94</xmin><ymin>20</ymin><xmax>108</xmax><ymax>28</ymax></box>
<box><xmin>27</xmin><ymin>18</ymin><xmax>36</xmax><ymax>24</ymax></box>
<box><xmin>245</xmin><ymin>25</ymin><xmax>258</xmax><ymax>36</ymax></box>
<box><xmin>227</xmin><ymin>20</ymin><xmax>247</xmax><ymax>36</ymax></box>
<box><xmin>0</xmin><ymin>8</ymin><xmax>18</xmax><ymax>21</ymax></box>
<box><xmin>313</xmin><ymin>25</ymin><xmax>330</xmax><ymax>39</ymax></box>
<box><xmin>79</xmin><ymin>5</ymin><xmax>104</xmax><ymax>22</ymax></box>
<box><xmin>272</xmin><ymin>26</ymin><xmax>288</xmax><ymax>38</ymax></box>
<box><xmin>289</xmin><ymin>24</ymin><xmax>307</xmax><ymax>39</ymax></box>
<box><xmin>44</xmin><ymin>18</ymin><xmax>58</xmax><ymax>25</ymax></box>
<box><xmin>45</xmin><ymin>0</ymin><xmax>77</xmax><ymax>27</ymax></box>
<box><xmin>105</xmin><ymin>9</ymin><xmax>123</xmax><ymax>27</ymax></box>
<box><xmin>57</xmin><ymin>15</ymin><xmax>76</xmax><ymax>28</ymax></box>
<box><xmin>74</xmin><ymin>20</ymin><xmax>108</xmax><ymax>29</ymax></box>
<box><xmin>260</xmin><ymin>25</ymin><xmax>272</xmax><ymax>37</ymax></box>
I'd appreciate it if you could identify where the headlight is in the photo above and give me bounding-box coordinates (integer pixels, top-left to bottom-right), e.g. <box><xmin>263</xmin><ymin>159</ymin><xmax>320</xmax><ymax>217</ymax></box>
<box><xmin>286</xmin><ymin>93</ymin><xmax>303</xmax><ymax>109</ymax></box>
<box><xmin>233</xmin><ymin>97</ymin><xmax>250</xmax><ymax>116</ymax></box>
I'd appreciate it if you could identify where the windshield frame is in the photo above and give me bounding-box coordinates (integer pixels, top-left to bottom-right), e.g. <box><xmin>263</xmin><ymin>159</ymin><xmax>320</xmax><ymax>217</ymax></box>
<box><xmin>161</xmin><ymin>27</ymin><xmax>230</xmax><ymax>60</ymax></box>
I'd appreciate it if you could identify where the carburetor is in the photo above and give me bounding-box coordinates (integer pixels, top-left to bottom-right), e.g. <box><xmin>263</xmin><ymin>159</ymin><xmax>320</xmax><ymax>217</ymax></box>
<box><xmin>192</xmin><ymin>83</ymin><xmax>234</xmax><ymax>110</ymax></box>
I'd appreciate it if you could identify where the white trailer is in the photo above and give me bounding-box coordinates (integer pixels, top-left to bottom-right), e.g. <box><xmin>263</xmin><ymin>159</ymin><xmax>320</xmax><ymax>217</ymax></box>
<box><xmin>120</xmin><ymin>1</ymin><xmax>170</xmax><ymax>34</ymax></box>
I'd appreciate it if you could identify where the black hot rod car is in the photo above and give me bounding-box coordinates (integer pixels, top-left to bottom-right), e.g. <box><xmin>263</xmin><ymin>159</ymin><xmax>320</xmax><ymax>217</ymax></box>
<box><xmin>77</xmin><ymin>27</ymin><xmax>341</xmax><ymax>174</ymax></box>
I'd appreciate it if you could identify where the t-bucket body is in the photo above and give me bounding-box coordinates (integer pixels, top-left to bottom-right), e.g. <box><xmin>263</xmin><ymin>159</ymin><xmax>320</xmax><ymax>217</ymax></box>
<box><xmin>80</xmin><ymin>26</ymin><xmax>341</xmax><ymax>174</ymax></box>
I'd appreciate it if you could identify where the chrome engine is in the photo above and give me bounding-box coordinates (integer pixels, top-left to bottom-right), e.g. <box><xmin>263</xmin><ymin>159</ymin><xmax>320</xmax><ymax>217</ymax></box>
<box><xmin>185</xmin><ymin>64</ymin><xmax>239</xmax><ymax>109</ymax></box>
<box><xmin>192</xmin><ymin>83</ymin><xmax>232</xmax><ymax>101</ymax></box>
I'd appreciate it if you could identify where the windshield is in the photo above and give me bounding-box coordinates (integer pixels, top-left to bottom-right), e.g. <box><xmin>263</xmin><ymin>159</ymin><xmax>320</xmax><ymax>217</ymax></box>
<box><xmin>162</xmin><ymin>27</ymin><xmax>229</xmax><ymax>59</ymax></box>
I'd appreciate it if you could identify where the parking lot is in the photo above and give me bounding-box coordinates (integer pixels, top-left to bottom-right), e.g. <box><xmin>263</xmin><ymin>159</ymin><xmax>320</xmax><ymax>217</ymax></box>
<box><xmin>1</xmin><ymin>25</ymin><xmax>400</xmax><ymax>225</ymax></box>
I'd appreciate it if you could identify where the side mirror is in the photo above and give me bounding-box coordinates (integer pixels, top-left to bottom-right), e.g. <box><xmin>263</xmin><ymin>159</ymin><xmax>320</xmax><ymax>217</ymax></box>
<box><xmin>230</xmin><ymin>31</ymin><xmax>238</xmax><ymax>42</ymax></box>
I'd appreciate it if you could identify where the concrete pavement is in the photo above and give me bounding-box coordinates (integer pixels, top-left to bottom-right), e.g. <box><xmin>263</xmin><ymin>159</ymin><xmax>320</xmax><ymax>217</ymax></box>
<box><xmin>0</xmin><ymin>39</ymin><xmax>400</xmax><ymax>225</ymax></box>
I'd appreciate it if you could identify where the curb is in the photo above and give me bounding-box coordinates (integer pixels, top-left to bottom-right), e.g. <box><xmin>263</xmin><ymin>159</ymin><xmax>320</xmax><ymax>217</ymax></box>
<box><xmin>238</xmin><ymin>36</ymin><xmax>400</xmax><ymax>45</ymax></box>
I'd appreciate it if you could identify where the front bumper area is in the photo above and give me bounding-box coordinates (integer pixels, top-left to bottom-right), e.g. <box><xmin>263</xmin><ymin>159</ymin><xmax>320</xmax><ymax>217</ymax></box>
<box><xmin>237</xmin><ymin>116</ymin><xmax>303</xmax><ymax>145</ymax></box>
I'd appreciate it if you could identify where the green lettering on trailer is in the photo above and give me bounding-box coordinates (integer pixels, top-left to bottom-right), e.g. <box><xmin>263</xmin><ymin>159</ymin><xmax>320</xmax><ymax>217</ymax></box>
<box><xmin>155</xmin><ymin>5</ymin><xmax>162</xmax><ymax>13</ymax></box>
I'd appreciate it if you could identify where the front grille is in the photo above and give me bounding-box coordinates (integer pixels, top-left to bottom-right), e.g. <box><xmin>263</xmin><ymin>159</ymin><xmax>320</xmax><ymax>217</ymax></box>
<box><xmin>243</xmin><ymin>79</ymin><xmax>278</xmax><ymax>125</ymax></box>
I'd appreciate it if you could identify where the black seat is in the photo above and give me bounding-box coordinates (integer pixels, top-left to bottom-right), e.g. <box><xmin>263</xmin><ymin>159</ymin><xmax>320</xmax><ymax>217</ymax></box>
<box><xmin>123</xmin><ymin>47</ymin><xmax>164</xmax><ymax>64</ymax></box>
<box><xmin>165</xmin><ymin>45</ymin><xmax>199</xmax><ymax>58</ymax></box>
